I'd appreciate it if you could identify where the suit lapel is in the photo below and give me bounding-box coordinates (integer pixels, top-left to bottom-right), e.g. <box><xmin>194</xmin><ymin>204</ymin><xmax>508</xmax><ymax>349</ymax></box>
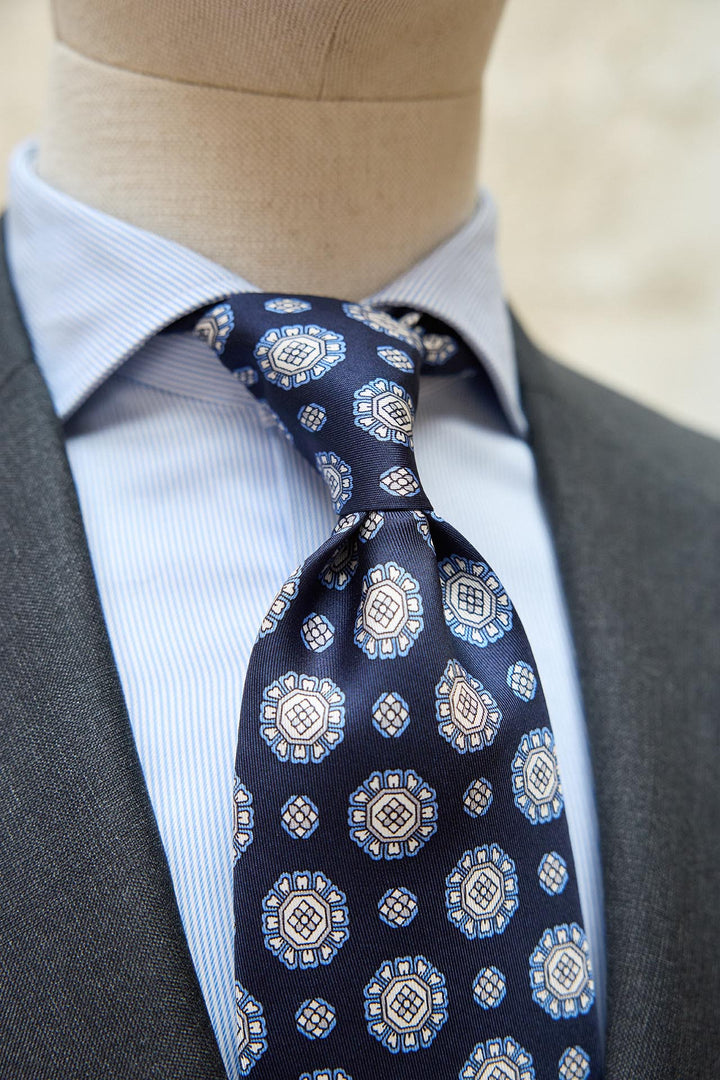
<box><xmin>2</xmin><ymin>216</ymin><xmax>717</xmax><ymax>1079</ymax></box>
<box><xmin>514</xmin><ymin>315</ymin><xmax>720</xmax><ymax>1079</ymax></box>
<box><xmin>0</xmin><ymin>238</ymin><xmax>226</xmax><ymax>1078</ymax></box>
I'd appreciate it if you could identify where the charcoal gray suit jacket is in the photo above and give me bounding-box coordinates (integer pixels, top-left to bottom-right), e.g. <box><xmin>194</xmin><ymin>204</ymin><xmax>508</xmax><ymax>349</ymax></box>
<box><xmin>1</xmin><ymin>236</ymin><xmax>718</xmax><ymax>1079</ymax></box>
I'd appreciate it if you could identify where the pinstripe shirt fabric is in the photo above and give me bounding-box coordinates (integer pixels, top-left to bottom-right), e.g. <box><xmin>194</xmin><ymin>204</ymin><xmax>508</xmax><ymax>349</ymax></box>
<box><xmin>5</xmin><ymin>140</ymin><xmax>605</xmax><ymax>1077</ymax></box>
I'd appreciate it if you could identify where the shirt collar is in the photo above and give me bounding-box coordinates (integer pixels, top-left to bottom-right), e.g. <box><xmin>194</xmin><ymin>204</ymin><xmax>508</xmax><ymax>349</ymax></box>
<box><xmin>5</xmin><ymin>140</ymin><xmax>525</xmax><ymax>434</ymax></box>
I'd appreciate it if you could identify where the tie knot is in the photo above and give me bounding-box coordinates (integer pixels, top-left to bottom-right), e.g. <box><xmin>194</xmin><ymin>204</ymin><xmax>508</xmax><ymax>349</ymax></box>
<box><xmin>194</xmin><ymin>293</ymin><xmax>464</xmax><ymax>514</ymax></box>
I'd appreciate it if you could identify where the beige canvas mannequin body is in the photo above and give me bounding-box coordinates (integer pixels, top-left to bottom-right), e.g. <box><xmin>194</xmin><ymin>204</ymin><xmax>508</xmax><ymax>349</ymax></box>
<box><xmin>39</xmin><ymin>0</ymin><xmax>504</xmax><ymax>298</ymax></box>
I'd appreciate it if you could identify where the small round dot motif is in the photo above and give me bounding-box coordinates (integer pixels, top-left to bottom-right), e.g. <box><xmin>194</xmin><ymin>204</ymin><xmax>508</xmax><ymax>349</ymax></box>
<box><xmin>378</xmin><ymin>467</ymin><xmax>421</xmax><ymax>498</ymax></box>
<box><xmin>233</xmin><ymin>366</ymin><xmax>258</xmax><ymax>386</ymax></box>
<box><xmin>463</xmin><ymin>778</ymin><xmax>493</xmax><ymax>818</ymax></box>
<box><xmin>558</xmin><ymin>1046</ymin><xmax>591</xmax><ymax>1080</ymax></box>
<box><xmin>301</xmin><ymin>613</ymin><xmax>335</xmax><ymax>653</ymax></box>
<box><xmin>472</xmin><ymin>966</ymin><xmax>507</xmax><ymax>1010</ymax></box>
<box><xmin>378</xmin><ymin>888</ymin><xmax>418</xmax><ymax>928</ymax></box>
<box><xmin>280</xmin><ymin>795</ymin><xmax>319</xmax><ymax>840</ymax></box>
<box><xmin>507</xmin><ymin>660</ymin><xmax>538</xmax><ymax>702</ymax></box>
<box><xmin>295</xmin><ymin>998</ymin><xmax>337</xmax><ymax>1040</ymax></box>
<box><xmin>298</xmin><ymin>402</ymin><xmax>327</xmax><ymax>432</ymax></box>
<box><xmin>372</xmin><ymin>692</ymin><xmax>411</xmax><ymax>738</ymax></box>
<box><xmin>538</xmin><ymin>851</ymin><xmax>569</xmax><ymax>896</ymax></box>
<box><xmin>263</xmin><ymin>297</ymin><xmax>312</xmax><ymax>314</ymax></box>
<box><xmin>420</xmin><ymin>332</ymin><xmax>457</xmax><ymax>367</ymax></box>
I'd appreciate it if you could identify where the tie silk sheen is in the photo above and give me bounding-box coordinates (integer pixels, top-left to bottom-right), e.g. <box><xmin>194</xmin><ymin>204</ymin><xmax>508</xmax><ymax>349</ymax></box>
<box><xmin>192</xmin><ymin>294</ymin><xmax>601</xmax><ymax>1080</ymax></box>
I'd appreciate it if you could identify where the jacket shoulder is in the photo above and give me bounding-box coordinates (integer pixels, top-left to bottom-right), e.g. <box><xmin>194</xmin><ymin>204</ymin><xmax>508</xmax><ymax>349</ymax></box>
<box><xmin>512</xmin><ymin>310</ymin><xmax>720</xmax><ymax>509</ymax></box>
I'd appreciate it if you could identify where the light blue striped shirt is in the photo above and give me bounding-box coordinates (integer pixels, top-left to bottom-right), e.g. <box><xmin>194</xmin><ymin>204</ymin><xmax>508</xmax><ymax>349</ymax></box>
<box><xmin>5</xmin><ymin>140</ymin><xmax>605</xmax><ymax>1075</ymax></box>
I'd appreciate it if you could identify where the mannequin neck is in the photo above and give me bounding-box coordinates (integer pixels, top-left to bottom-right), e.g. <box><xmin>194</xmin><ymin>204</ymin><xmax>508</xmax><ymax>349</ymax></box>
<box><xmin>39</xmin><ymin>2</ymin><xmax>503</xmax><ymax>297</ymax></box>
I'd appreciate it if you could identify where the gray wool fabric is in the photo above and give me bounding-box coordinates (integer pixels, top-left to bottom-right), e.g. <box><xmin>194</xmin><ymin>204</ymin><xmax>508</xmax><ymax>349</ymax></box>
<box><xmin>1</xmin><ymin>227</ymin><xmax>718</xmax><ymax>1078</ymax></box>
<box><xmin>0</xmin><ymin>233</ymin><xmax>226</xmax><ymax>1079</ymax></box>
<box><xmin>513</xmin><ymin>316</ymin><xmax>720</xmax><ymax>1078</ymax></box>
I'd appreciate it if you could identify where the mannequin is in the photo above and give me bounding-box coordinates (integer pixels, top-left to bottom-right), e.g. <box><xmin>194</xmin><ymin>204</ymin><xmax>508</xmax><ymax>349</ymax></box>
<box><xmin>39</xmin><ymin>0</ymin><xmax>505</xmax><ymax>298</ymax></box>
<box><xmin>4</xmin><ymin>4</ymin><xmax>720</xmax><ymax>1077</ymax></box>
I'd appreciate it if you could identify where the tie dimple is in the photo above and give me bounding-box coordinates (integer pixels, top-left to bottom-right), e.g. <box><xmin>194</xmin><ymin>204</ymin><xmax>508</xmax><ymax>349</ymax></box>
<box><xmin>190</xmin><ymin>293</ymin><xmax>602</xmax><ymax>1080</ymax></box>
<box><xmin>197</xmin><ymin>295</ymin><xmax>437</xmax><ymax>514</ymax></box>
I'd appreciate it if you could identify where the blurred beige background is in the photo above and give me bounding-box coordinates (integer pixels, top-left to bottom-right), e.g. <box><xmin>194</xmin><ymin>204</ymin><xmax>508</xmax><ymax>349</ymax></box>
<box><xmin>1</xmin><ymin>0</ymin><xmax>718</xmax><ymax>436</ymax></box>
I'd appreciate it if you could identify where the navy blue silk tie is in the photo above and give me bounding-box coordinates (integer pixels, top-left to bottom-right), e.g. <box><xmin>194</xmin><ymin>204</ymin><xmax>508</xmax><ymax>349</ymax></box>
<box><xmin>192</xmin><ymin>295</ymin><xmax>601</xmax><ymax>1080</ymax></box>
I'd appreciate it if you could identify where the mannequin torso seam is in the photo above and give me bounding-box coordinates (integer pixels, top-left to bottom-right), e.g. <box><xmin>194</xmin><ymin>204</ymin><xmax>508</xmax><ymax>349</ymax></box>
<box><xmin>51</xmin><ymin>40</ymin><xmax>481</xmax><ymax>104</ymax></box>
